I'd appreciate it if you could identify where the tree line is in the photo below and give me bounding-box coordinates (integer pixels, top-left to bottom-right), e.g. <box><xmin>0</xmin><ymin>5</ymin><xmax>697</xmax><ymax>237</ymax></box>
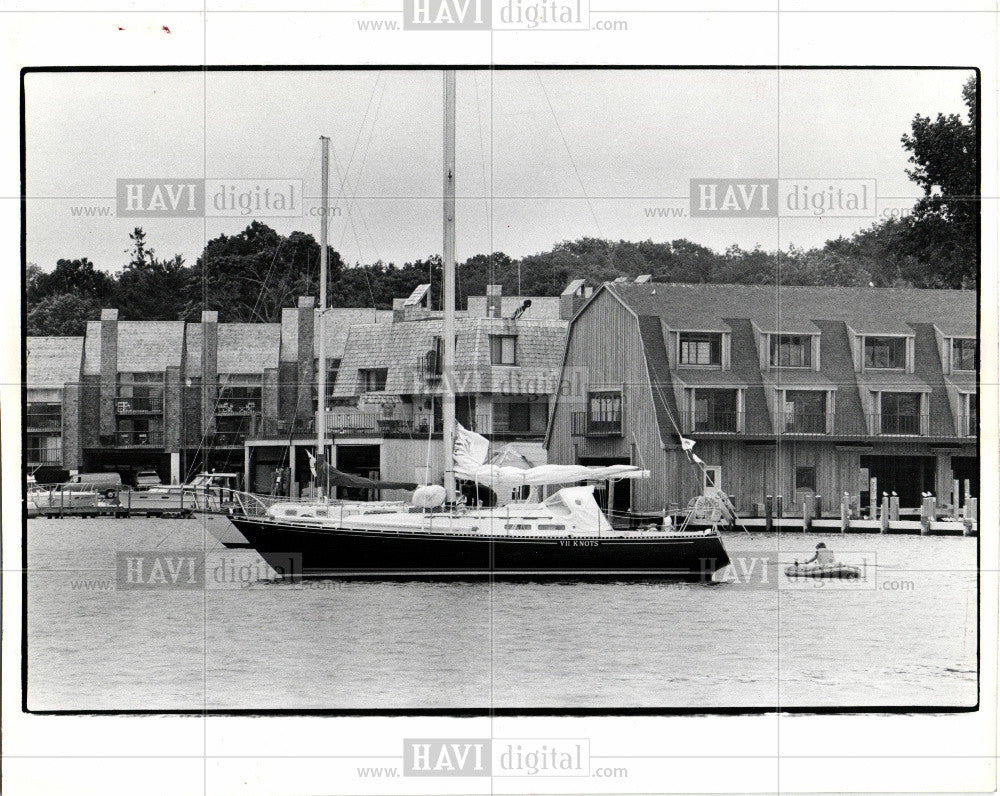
<box><xmin>27</xmin><ymin>77</ymin><xmax>977</xmax><ymax>336</ymax></box>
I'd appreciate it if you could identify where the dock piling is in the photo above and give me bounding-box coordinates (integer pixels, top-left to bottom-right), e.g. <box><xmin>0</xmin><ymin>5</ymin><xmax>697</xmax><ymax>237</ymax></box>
<box><xmin>920</xmin><ymin>495</ymin><xmax>935</xmax><ymax>535</ymax></box>
<box><xmin>840</xmin><ymin>492</ymin><xmax>850</xmax><ymax>533</ymax></box>
<box><xmin>803</xmin><ymin>494</ymin><xmax>814</xmax><ymax>532</ymax></box>
<box><xmin>765</xmin><ymin>495</ymin><xmax>773</xmax><ymax>532</ymax></box>
<box><xmin>889</xmin><ymin>493</ymin><xmax>900</xmax><ymax>522</ymax></box>
<box><xmin>880</xmin><ymin>493</ymin><xmax>890</xmax><ymax>533</ymax></box>
<box><xmin>776</xmin><ymin>495</ymin><xmax>783</xmax><ymax>519</ymax></box>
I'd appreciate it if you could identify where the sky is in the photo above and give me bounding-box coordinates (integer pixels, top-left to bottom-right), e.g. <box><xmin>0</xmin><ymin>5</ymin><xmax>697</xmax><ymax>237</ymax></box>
<box><xmin>24</xmin><ymin>68</ymin><xmax>973</xmax><ymax>273</ymax></box>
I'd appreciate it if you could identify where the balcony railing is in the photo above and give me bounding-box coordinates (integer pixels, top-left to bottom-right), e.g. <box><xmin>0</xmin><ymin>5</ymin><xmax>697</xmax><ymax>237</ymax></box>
<box><xmin>207</xmin><ymin>432</ymin><xmax>249</xmax><ymax>448</ymax></box>
<box><xmin>475</xmin><ymin>412</ymin><xmax>546</xmax><ymax>438</ymax></box>
<box><xmin>875</xmin><ymin>413</ymin><xmax>927</xmax><ymax>436</ymax></box>
<box><xmin>779</xmin><ymin>412</ymin><xmax>828</xmax><ymax>434</ymax></box>
<box><xmin>115</xmin><ymin>397</ymin><xmax>163</xmax><ymax>414</ymax></box>
<box><xmin>324</xmin><ymin>413</ymin><xmax>444</xmax><ymax>437</ymax></box>
<box><xmin>249</xmin><ymin>418</ymin><xmax>314</xmax><ymax>439</ymax></box>
<box><xmin>691</xmin><ymin>411</ymin><xmax>743</xmax><ymax>434</ymax></box>
<box><xmin>26</xmin><ymin>413</ymin><xmax>62</xmax><ymax>431</ymax></box>
<box><xmin>216</xmin><ymin>401</ymin><xmax>260</xmax><ymax>416</ymax></box>
<box><xmin>116</xmin><ymin>431</ymin><xmax>164</xmax><ymax>447</ymax></box>
<box><xmin>27</xmin><ymin>452</ymin><xmax>63</xmax><ymax>466</ymax></box>
<box><xmin>571</xmin><ymin>412</ymin><xmax>624</xmax><ymax>437</ymax></box>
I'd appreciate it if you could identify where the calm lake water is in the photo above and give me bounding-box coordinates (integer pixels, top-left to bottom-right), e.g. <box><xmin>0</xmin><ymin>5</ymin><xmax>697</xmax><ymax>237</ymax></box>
<box><xmin>26</xmin><ymin>515</ymin><xmax>977</xmax><ymax>711</ymax></box>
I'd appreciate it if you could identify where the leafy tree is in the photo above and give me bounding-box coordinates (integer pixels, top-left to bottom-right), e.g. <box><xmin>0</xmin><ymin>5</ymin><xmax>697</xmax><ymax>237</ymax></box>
<box><xmin>190</xmin><ymin>222</ymin><xmax>344</xmax><ymax>322</ymax></box>
<box><xmin>26</xmin><ymin>257</ymin><xmax>114</xmax><ymax>307</ymax></box>
<box><xmin>114</xmin><ymin>227</ymin><xmax>192</xmax><ymax>320</ymax></box>
<box><xmin>899</xmin><ymin>75</ymin><xmax>978</xmax><ymax>287</ymax></box>
<box><xmin>27</xmin><ymin>292</ymin><xmax>100</xmax><ymax>336</ymax></box>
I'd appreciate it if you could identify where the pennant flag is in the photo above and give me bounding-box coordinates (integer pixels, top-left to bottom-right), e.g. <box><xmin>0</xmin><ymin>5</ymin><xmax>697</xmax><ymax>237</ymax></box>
<box><xmin>305</xmin><ymin>449</ymin><xmax>318</xmax><ymax>479</ymax></box>
<box><xmin>680</xmin><ymin>437</ymin><xmax>696</xmax><ymax>451</ymax></box>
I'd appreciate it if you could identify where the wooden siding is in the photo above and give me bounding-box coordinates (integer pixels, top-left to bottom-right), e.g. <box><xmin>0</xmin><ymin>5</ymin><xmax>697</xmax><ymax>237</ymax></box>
<box><xmin>547</xmin><ymin>290</ymin><xmax>666</xmax><ymax>512</ymax></box>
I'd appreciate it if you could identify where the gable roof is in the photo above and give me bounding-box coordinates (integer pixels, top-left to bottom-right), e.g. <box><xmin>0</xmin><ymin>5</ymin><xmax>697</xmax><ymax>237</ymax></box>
<box><xmin>27</xmin><ymin>337</ymin><xmax>84</xmax><ymax>387</ymax></box>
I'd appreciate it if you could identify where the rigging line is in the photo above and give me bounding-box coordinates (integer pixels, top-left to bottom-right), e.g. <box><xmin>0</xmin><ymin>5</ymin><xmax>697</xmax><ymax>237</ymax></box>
<box><xmin>329</xmin><ymin>147</ymin><xmax>379</xmax><ymax>312</ymax></box>
<box><xmin>332</xmin><ymin>73</ymin><xmax>384</xmax><ymax>261</ymax></box>
<box><xmin>534</xmin><ymin>71</ymin><xmax>621</xmax><ymax>277</ymax></box>
<box><xmin>246</xmin><ymin>138</ymin><xmax>324</xmax><ymax>323</ymax></box>
<box><xmin>472</xmin><ymin>72</ymin><xmax>493</xmax><ymax>288</ymax></box>
<box><xmin>186</xmin><ymin>142</ymin><xmax>324</xmax><ymax>485</ymax></box>
<box><xmin>343</xmin><ymin>73</ymin><xmax>390</xmax><ymax>265</ymax></box>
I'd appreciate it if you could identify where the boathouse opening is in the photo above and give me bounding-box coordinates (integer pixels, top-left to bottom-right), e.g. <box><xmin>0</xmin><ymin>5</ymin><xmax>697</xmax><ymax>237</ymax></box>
<box><xmin>860</xmin><ymin>454</ymin><xmax>936</xmax><ymax>507</ymax></box>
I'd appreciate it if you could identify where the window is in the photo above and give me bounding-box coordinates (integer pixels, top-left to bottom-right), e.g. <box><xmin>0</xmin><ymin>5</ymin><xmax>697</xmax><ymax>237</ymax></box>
<box><xmin>588</xmin><ymin>391</ymin><xmax>622</xmax><ymax>434</ymax></box>
<box><xmin>795</xmin><ymin>466</ymin><xmax>816</xmax><ymax>492</ymax></box>
<box><xmin>27</xmin><ymin>403</ymin><xmax>61</xmax><ymax>431</ymax></box>
<box><xmin>27</xmin><ymin>435</ymin><xmax>61</xmax><ymax>464</ymax></box>
<box><xmin>490</xmin><ymin>335</ymin><xmax>517</xmax><ymax>365</ymax></box>
<box><xmin>783</xmin><ymin>391</ymin><xmax>826</xmax><ymax>433</ymax></box>
<box><xmin>952</xmin><ymin>338</ymin><xmax>976</xmax><ymax>371</ymax></box>
<box><xmin>880</xmin><ymin>392</ymin><xmax>921</xmax><ymax>435</ymax></box>
<box><xmin>358</xmin><ymin>368</ymin><xmax>388</xmax><ymax>392</ymax></box>
<box><xmin>770</xmin><ymin>335</ymin><xmax>812</xmax><ymax>368</ymax></box>
<box><xmin>693</xmin><ymin>389</ymin><xmax>738</xmax><ymax>432</ymax></box>
<box><xmin>679</xmin><ymin>333</ymin><xmax>721</xmax><ymax>366</ymax></box>
<box><xmin>864</xmin><ymin>336</ymin><xmax>906</xmax><ymax>369</ymax></box>
<box><xmin>218</xmin><ymin>373</ymin><xmax>262</xmax><ymax>414</ymax></box>
<box><xmin>117</xmin><ymin>372</ymin><xmax>164</xmax><ymax>413</ymax></box>
<box><xmin>494</xmin><ymin>397</ymin><xmax>548</xmax><ymax>435</ymax></box>
<box><xmin>963</xmin><ymin>393</ymin><xmax>977</xmax><ymax>436</ymax></box>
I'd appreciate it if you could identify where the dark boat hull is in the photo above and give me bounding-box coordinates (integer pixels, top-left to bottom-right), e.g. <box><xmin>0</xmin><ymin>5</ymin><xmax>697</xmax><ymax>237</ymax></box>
<box><xmin>229</xmin><ymin>517</ymin><xmax>731</xmax><ymax>581</ymax></box>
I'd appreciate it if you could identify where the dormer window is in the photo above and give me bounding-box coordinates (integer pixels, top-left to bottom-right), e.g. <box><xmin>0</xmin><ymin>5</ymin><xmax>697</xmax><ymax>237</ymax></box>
<box><xmin>679</xmin><ymin>333</ymin><xmax>721</xmax><ymax>366</ymax></box>
<box><xmin>951</xmin><ymin>338</ymin><xmax>976</xmax><ymax>372</ymax></box>
<box><xmin>358</xmin><ymin>368</ymin><xmax>388</xmax><ymax>392</ymax></box>
<box><xmin>770</xmin><ymin>334</ymin><xmax>812</xmax><ymax>368</ymax></box>
<box><xmin>864</xmin><ymin>336</ymin><xmax>906</xmax><ymax>370</ymax></box>
<box><xmin>490</xmin><ymin>335</ymin><xmax>517</xmax><ymax>366</ymax></box>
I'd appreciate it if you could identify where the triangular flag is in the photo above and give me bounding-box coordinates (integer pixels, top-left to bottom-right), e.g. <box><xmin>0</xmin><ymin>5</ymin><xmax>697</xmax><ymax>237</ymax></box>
<box><xmin>305</xmin><ymin>449</ymin><xmax>318</xmax><ymax>479</ymax></box>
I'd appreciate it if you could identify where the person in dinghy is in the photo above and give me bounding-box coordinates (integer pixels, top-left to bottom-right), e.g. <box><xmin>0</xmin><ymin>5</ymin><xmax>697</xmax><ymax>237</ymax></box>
<box><xmin>803</xmin><ymin>542</ymin><xmax>836</xmax><ymax>566</ymax></box>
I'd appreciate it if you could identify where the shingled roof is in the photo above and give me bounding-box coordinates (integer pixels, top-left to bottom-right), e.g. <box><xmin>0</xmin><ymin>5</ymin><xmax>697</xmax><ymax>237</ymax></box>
<box><xmin>218</xmin><ymin>323</ymin><xmax>281</xmax><ymax>373</ymax></box>
<box><xmin>83</xmin><ymin>320</ymin><xmax>186</xmax><ymax>375</ymax></box>
<box><xmin>608</xmin><ymin>282</ymin><xmax>976</xmax><ymax>337</ymax></box>
<box><xmin>332</xmin><ymin>317</ymin><xmax>568</xmax><ymax>398</ymax></box>
<box><xmin>27</xmin><ymin>337</ymin><xmax>84</xmax><ymax>387</ymax></box>
<box><xmin>586</xmin><ymin>281</ymin><xmax>976</xmax><ymax>447</ymax></box>
<box><xmin>312</xmin><ymin>308</ymin><xmax>394</xmax><ymax>360</ymax></box>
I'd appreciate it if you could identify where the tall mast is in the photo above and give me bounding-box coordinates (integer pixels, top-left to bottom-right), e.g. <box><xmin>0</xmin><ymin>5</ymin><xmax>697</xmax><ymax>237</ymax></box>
<box><xmin>316</xmin><ymin>135</ymin><xmax>330</xmax><ymax>495</ymax></box>
<box><xmin>442</xmin><ymin>70</ymin><xmax>457</xmax><ymax>503</ymax></box>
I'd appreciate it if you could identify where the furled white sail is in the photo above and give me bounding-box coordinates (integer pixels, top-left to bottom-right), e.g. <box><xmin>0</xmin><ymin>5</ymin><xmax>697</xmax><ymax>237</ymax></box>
<box><xmin>453</xmin><ymin>424</ymin><xmax>649</xmax><ymax>490</ymax></box>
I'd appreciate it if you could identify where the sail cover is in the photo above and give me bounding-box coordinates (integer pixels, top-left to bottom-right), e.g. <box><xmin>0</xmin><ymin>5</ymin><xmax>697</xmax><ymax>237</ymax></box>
<box><xmin>318</xmin><ymin>463</ymin><xmax>416</xmax><ymax>491</ymax></box>
<box><xmin>453</xmin><ymin>424</ymin><xmax>649</xmax><ymax>489</ymax></box>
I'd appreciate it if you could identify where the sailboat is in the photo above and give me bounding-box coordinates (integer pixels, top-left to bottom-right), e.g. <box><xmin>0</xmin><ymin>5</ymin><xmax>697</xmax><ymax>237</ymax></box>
<box><xmin>227</xmin><ymin>71</ymin><xmax>731</xmax><ymax>580</ymax></box>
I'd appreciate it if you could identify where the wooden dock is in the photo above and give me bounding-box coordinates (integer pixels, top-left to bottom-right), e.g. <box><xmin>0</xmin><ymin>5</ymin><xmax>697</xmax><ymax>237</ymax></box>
<box><xmin>725</xmin><ymin>491</ymin><xmax>978</xmax><ymax>536</ymax></box>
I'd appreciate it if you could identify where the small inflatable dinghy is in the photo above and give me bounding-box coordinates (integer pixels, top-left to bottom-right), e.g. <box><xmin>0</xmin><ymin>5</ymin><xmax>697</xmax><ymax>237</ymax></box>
<box><xmin>784</xmin><ymin>563</ymin><xmax>861</xmax><ymax>579</ymax></box>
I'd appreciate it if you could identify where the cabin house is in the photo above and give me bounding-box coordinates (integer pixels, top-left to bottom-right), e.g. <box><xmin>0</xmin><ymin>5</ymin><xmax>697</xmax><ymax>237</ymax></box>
<box><xmin>545</xmin><ymin>282</ymin><xmax>978</xmax><ymax>516</ymax></box>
